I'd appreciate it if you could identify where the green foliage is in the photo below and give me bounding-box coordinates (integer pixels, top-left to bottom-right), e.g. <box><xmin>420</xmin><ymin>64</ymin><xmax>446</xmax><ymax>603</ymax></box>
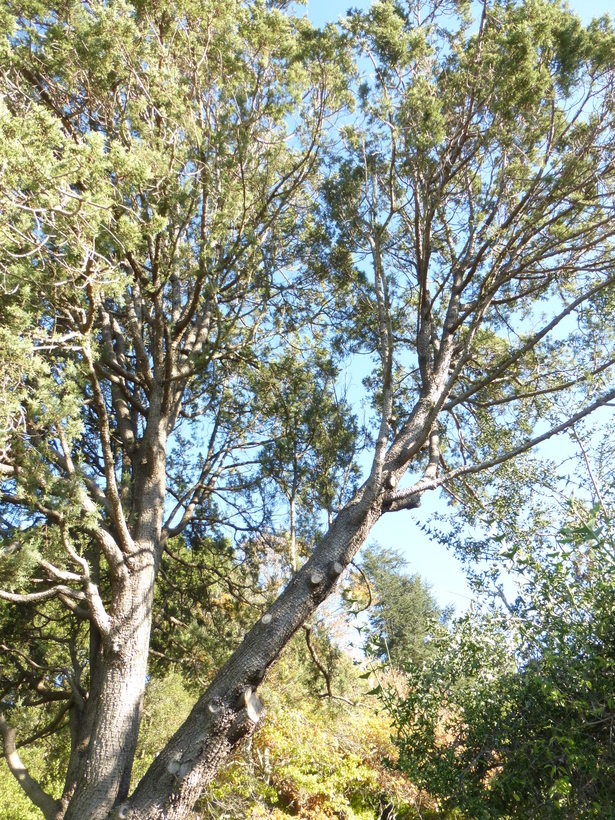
<box><xmin>199</xmin><ymin>636</ymin><xmax>428</xmax><ymax>819</ymax></box>
<box><xmin>356</xmin><ymin>545</ymin><xmax>448</xmax><ymax>669</ymax></box>
<box><xmin>0</xmin><ymin>3</ymin><xmax>351</xmax><ymax>803</ymax></box>
<box><xmin>255</xmin><ymin>343</ymin><xmax>360</xmax><ymax>558</ymax></box>
<box><xmin>131</xmin><ymin>671</ymin><xmax>196</xmax><ymax>785</ymax></box>
<box><xmin>0</xmin><ymin>704</ymin><xmax>69</xmax><ymax>818</ymax></box>
<box><xmin>389</xmin><ymin>501</ymin><xmax>615</xmax><ymax>818</ymax></box>
<box><xmin>0</xmin><ymin>752</ymin><xmax>55</xmax><ymax>820</ymax></box>
<box><xmin>0</xmin><ymin>617</ymin><xmax>430</xmax><ymax>820</ymax></box>
<box><xmin>150</xmin><ymin>533</ymin><xmax>262</xmax><ymax>685</ymax></box>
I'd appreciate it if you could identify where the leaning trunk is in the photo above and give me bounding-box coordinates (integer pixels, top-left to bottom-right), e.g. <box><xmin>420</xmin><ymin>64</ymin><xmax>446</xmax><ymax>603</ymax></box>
<box><xmin>124</xmin><ymin>493</ymin><xmax>383</xmax><ymax>819</ymax></box>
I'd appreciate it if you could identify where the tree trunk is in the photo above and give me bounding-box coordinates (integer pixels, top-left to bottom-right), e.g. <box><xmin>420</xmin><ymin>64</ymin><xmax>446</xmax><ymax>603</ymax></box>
<box><xmin>124</xmin><ymin>494</ymin><xmax>383</xmax><ymax>819</ymax></box>
<box><xmin>61</xmin><ymin>560</ymin><xmax>155</xmax><ymax>820</ymax></box>
<box><xmin>60</xmin><ymin>628</ymin><xmax>105</xmax><ymax>811</ymax></box>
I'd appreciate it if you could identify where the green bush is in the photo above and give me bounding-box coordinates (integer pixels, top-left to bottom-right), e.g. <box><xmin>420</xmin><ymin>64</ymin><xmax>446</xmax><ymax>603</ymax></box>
<box><xmin>389</xmin><ymin>506</ymin><xmax>615</xmax><ymax>818</ymax></box>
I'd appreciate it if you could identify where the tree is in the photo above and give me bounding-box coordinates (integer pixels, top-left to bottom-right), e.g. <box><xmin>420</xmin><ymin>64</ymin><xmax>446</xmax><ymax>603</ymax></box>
<box><xmin>1</xmin><ymin>1</ymin><xmax>615</xmax><ymax>818</ymax></box>
<box><xmin>355</xmin><ymin>544</ymin><xmax>446</xmax><ymax>669</ymax></box>
<box><xmin>387</xmin><ymin>442</ymin><xmax>615</xmax><ymax>817</ymax></box>
<box><xmin>0</xmin><ymin>1</ymin><xmax>352</xmax><ymax>817</ymax></box>
<box><xmin>255</xmin><ymin>343</ymin><xmax>360</xmax><ymax>572</ymax></box>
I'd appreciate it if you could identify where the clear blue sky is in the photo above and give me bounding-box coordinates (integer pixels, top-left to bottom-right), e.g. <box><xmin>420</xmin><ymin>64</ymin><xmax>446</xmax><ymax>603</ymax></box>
<box><xmin>305</xmin><ymin>0</ymin><xmax>614</xmax><ymax>27</ymax></box>
<box><xmin>302</xmin><ymin>0</ymin><xmax>614</xmax><ymax>612</ymax></box>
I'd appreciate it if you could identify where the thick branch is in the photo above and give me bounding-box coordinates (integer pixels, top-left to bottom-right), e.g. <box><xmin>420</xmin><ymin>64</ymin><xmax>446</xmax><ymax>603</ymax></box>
<box><xmin>0</xmin><ymin>585</ymin><xmax>82</xmax><ymax>604</ymax></box>
<box><xmin>390</xmin><ymin>383</ymin><xmax>615</xmax><ymax>509</ymax></box>
<box><xmin>0</xmin><ymin>711</ymin><xmax>60</xmax><ymax>819</ymax></box>
<box><xmin>367</xmin><ymin>233</ymin><xmax>395</xmax><ymax>485</ymax></box>
<box><xmin>82</xmin><ymin>341</ymin><xmax>134</xmax><ymax>553</ymax></box>
<box><xmin>59</xmin><ymin>525</ymin><xmax>112</xmax><ymax>637</ymax></box>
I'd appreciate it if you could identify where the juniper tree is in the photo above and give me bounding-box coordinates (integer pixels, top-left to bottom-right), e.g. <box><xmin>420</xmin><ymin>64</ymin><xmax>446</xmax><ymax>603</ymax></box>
<box><xmin>0</xmin><ymin>1</ymin><xmax>351</xmax><ymax>816</ymax></box>
<box><xmin>1</xmin><ymin>1</ymin><xmax>615</xmax><ymax>819</ymax></box>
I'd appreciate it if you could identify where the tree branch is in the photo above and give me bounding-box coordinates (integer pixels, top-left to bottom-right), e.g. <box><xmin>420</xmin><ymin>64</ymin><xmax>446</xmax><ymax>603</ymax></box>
<box><xmin>0</xmin><ymin>711</ymin><xmax>61</xmax><ymax>819</ymax></box>
<box><xmin>391</xmin><ymin>384</ymin><xmax>615</xmax><ymax>508</ymax></box>
<box><xmin>0</xmin><ymin>585</ymin><xmax>83</xmax><ymax>604</ymax></box>
<box><xmin>82</xmin><ymin>340</ymin><xmax>134</xmax><ymax>553</ymax></box>
<box><xmin>445</xmin><ymin>274</ymin><xmax>615</xmax><ymax>411</ymax></box>
<box><xmin>367</xmin><ymin>232</ymin><xmax>395</xmax><ymax>486</ymax></box>
<box><xmin>59</xmin><ymin>524</ymin><xmax>112</xmax><ymax>637</ymax></box>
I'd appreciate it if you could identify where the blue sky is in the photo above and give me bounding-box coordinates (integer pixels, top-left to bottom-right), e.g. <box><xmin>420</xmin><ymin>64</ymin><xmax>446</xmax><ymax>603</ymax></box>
<box><xmin>306</xmin><ymin>0</ymin><xmax>614</xmax><ymax>27</ymax></box>
<box><xmin>301</xmin><ymin>0</ymin><xmax>614</xmax><ymax>611</ymax></box>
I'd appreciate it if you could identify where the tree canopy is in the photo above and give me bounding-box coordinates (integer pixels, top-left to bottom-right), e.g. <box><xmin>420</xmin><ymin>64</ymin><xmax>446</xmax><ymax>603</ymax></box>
<box><xmin>1</xmin><ymin>1</ymin><xmax>615</xmax><ymax>818</ymax></box>
<box><xmin>355</xmin><ymin>544</ymin><xmax>447</xmax><ymax>669</ymax></box>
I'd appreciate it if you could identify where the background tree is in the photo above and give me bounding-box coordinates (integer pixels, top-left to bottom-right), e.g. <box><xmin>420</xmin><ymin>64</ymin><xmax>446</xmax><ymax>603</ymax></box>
<box><xmin>255</xmin><ymin>343</ymin><xmax>360</xmax><ymax>571</ymax></box>
<box><xmin>2</xmin><ymin>1</ymin><xmax>615</xmax><ymax>818</ymax></box>
<box><xmin>388</xmin><ymin>431</ymin><xmax>615</xmax><ymax>817</ymax></box>
<box><xmin>352</xmin><ymin>544</ymin><xmax>447</xmax><ymax>669</ymax></box>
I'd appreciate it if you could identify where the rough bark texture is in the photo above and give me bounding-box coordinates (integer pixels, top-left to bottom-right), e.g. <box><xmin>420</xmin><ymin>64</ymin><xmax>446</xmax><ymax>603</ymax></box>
<box><xmin>125</xmin><ymin>497</ymin><xmax>382</xmax><ymax>818</ymax></box>
<box><xmin>63</xmin><ymin>564</ymin><xmax>155</xmax><ymax>820</ymax></box>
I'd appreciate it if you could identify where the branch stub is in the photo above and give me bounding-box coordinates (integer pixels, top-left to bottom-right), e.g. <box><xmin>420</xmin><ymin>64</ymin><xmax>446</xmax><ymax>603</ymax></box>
<box><xmin>167</xmin><ymin>758</ymin><xmax>181</xmax><ymax>775</ymax></box>
<box><xmin>243</xmin><ymin>686</ymin><xmax>265</xmax><ymax>723</ymax></box>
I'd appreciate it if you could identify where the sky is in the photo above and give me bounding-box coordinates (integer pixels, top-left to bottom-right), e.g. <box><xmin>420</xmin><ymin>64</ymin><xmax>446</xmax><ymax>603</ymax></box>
<box><xmin>306</xmin><ymin>0</ymin><xmax>614</xmax><ymax>27</ymax></box>
<box><xmin>301</xmin><ymin>0</ymin><xmax>614</xmax><ymax>612</ymax></box>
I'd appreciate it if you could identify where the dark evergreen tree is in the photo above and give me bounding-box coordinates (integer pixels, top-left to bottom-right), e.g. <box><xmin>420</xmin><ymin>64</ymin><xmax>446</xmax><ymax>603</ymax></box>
<box><xmin>361</xmin><ymin>545</ymin><xmax>446</xmax><ymax>669</ymax></box>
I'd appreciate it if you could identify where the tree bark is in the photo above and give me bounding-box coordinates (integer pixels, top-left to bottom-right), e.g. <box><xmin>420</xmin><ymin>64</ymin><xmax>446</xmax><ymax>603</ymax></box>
<box><xmin>125</xmin><ymin>495</ymin><xmax>382</xmax><ymax>818</ymax></box>
<box><xmin>61</xmin><ymin>561</ymin><xmax>155</xmax><ymax>820</ymax></box>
